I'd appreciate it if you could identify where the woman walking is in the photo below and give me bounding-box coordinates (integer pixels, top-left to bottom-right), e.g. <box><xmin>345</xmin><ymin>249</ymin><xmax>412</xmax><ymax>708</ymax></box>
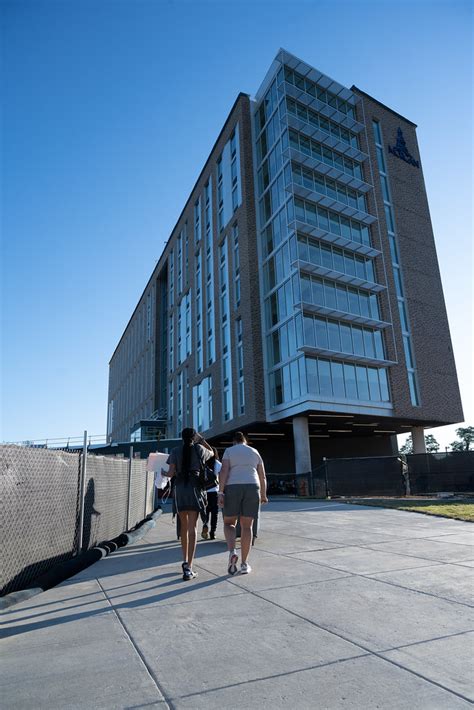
<box><xmin>166</xmin><ymin>428</ymin><xmax>214</xmax><ymax>580</ymax></box>
<box><xmin>218</xmin><ymin>431</ymin><xmax>267</xmax><ymax>575</ymax></box>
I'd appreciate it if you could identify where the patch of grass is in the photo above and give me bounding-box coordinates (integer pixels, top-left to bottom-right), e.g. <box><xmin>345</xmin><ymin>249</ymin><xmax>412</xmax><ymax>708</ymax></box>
<box><xmin>346</xmin><ymin>498</ymin><xmax>474</xmax><ymax>522</ymax></box>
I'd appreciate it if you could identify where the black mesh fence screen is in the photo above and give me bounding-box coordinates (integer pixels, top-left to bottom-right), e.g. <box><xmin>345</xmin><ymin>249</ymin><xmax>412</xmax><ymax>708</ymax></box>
<box><xmin>322</xmin><ymin>456</ymin><xmax>404</xmax><ymax>497</ymax></box>
<box><xmin>1</xmin><ymin>445</ymin><xmax>153</xmax><ymax>595</ymax></box>
<box><xmin>407</xmin><ymin>452</ymin><xmax>474</xmax><ymax>494</ymax></box>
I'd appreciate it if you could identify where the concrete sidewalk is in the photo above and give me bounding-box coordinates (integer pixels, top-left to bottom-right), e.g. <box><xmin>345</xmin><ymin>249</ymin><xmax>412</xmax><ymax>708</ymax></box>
<box><xmin>1</xmin><ymin>500</ymin><xmax>473</xmax><ymax>709</ymax></box>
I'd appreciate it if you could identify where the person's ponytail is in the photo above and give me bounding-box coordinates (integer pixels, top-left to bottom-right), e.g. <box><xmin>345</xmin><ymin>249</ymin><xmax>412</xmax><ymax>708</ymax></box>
<box><xmin>181</xmin><ymin>427</ymin><xmax>197</xmax><ymax>482</ymax></box>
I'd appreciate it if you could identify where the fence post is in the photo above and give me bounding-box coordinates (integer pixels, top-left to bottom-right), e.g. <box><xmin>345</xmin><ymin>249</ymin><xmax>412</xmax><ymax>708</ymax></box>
<box><xmin>323</xmin><ymin>458</ymin><xmax>329</xmax><ymax>498</ymax></box>
<box><xmin>144</xmin><ymin>464</ymin><xmax>149</xmax><ymax>519</ymax></box>
<box><xmin>126</xmin><ymin>446</ymin><xmax>133</xmax><ymax>531</ymax></box>
<box><xmin>76</xmin><ymin>430</ymin><xmax>88</xmax><ymax>555</ymax></box>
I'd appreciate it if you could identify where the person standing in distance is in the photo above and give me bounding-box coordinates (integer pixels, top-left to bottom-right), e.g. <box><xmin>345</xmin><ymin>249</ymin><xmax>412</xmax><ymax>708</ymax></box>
<box><xmin>218</xmin><ymin>432</ymin><xmax>268</xmax><ymax>575</ymax></box>
<box><xmin>201</xmin><ymin>447</ymin><xmax>222</xmax><ymax>540</ymax></box>
<box><xmin>166</xmin><ymin>428</ymin><xmax>214</xmax><ymax>581</ymax></box>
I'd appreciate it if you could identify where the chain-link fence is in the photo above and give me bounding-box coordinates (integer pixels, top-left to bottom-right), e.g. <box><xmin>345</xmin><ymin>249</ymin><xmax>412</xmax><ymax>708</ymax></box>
<box><xmin>1</xmin><ymin>444</ymin><xmax>154</xmax><ymax>596</ymax></box>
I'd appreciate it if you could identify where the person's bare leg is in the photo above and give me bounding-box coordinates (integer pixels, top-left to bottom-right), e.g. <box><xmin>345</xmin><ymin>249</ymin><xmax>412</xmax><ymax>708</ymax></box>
<box><xmin>179</xmin><ymin>512</ymin><xmax>189</xmax><ymax>563</ymax></box>
<box><xmin>186</xmin><ymin>511</ymin><xmax>199</xmax><ymax>567</ymax></box>
<box><xmin>240</xmin><ymin>516</ymin><xmax>254</xmax><ymax>564</ymax></box>
<box><xmin>223</xmin><ymin>516</ymin><xmax>238</xmax><ymax>552</ymax></box>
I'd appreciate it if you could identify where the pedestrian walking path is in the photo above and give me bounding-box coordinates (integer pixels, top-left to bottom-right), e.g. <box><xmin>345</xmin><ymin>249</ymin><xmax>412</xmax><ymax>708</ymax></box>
<box><xmin>1</xmin><ymin>500</ymin><xmax>473</xmax><ymax>709</ymax></box>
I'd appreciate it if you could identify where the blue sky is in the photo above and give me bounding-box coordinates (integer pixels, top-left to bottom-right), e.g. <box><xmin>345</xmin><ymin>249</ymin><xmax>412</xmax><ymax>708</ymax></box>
<box><xmin>1</xmin><ymin>0</ymin><xmax>472</xmax><ymax>449</ymax></box>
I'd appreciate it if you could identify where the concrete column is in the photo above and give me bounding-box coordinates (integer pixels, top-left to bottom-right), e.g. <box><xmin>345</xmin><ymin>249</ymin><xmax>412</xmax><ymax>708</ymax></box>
<box><xmin>411</xmin><ymin>426</ymin><xmax>426</xmax><ymax>454</ymax></box>
<box><xmin>293</xmin><ymin>416</ymin><xmax>311</xmax><ymax>474</ymax></box>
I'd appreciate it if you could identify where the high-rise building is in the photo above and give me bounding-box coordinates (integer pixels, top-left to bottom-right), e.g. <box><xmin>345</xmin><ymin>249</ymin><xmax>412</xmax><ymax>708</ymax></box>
<box><xmin>107</xmin><ymin>49</ymin><xmax>463</xmax><ymax>474</ymax></box>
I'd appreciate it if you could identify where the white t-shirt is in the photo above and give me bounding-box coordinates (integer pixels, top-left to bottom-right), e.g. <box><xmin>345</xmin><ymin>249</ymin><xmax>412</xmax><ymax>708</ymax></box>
<box><xmin>223</xmin><ymin>444</ymin><xmax>263</xmax><ymax>486</ymax></box>
<box><xmin>206</xmin><ymin>460</ymin><xmax>222</xmax><ymax>494</ymax></box>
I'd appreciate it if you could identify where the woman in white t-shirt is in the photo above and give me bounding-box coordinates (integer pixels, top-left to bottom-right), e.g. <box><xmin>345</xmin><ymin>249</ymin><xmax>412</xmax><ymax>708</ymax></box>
<box><xmin>218</xmin><ymin>432</ymin><xmax>267</xmax><ymax>575</ymax></box>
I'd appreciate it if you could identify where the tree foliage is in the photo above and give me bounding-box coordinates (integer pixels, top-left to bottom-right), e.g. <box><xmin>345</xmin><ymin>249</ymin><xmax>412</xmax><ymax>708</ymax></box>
<box><xmin>399</xmin><ymin>433</ymin><xmax>440</xmax><ymax>454</ymax></box>
<box><xmin>449</xmin><ymin>426</ymin><xmax>474</xmax><ymax>452</ymax></box>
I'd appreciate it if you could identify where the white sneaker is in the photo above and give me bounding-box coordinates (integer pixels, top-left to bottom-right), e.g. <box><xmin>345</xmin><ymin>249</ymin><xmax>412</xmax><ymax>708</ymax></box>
<box><xmin>240</xmin><ymin>562</ymin><xmax>252</xmax><ymax>574</ymax></box>
<box><xmin>228</xmin><ymin>552</ymin><xmax>238</xmax><ymax>575</ymax></box>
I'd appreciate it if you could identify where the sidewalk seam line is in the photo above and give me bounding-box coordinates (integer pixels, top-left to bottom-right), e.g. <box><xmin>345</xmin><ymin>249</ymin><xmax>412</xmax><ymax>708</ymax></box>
<box><xmin>96</xmin><ymin>578</ymin><xmax>174</xmax><ymax>710</ymax></box>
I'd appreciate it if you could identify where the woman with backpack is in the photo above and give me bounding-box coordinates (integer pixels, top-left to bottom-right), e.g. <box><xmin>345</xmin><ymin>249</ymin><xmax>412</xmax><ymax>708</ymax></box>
<box><xmin>200</xmin><ymin>447</ymin><xmax>222</xmax><ymax>541</ymax></box>
<box><xmin>166</xmin><ymin>428</ymin><xmax>214</xmax><ymax>581</ymax></box>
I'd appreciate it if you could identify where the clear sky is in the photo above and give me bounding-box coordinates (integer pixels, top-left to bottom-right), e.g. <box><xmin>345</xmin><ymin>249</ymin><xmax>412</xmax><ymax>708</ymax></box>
<box><xmin>1</xmin><ymin>0</ymin><xmax>472</xmax><ymax>450</ymax></box>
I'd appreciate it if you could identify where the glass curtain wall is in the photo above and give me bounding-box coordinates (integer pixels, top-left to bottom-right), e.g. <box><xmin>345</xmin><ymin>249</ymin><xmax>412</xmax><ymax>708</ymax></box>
<box><xmin>255</xmin><ymin>61</ymin><xmax>391</xmax><ymax>410</ymax></box>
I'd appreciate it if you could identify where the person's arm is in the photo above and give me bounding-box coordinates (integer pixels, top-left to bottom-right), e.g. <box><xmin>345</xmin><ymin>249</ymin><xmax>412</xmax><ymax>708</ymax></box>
<box><xmin>217</xmin><ymin>458</ymin><xmax>230</xmax><ymax>508</ymax></box>
<box><xmin>166</xmin><ymin>463</ymin><xmax>176</xmax><ymax>478</ymax></box>
<box><xmin>257</xmin><ymin>462</ymin><xmax>268</xmax><ymax>504</ymax></box>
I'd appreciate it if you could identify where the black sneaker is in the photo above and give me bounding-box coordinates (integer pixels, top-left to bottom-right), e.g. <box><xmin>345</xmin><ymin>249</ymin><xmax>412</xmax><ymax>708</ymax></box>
<box><xmin>201</xmin><ymin>525</ymin><xmax>209</xmax><ymax>540</ymax></box>
<box><xmin>183</xmin><ymin>567</ymin><xmax>197</xmax><ymax>581</ymax></box>
<box><xmin>209</xmin><ymin>531</ymin><xmax>215</xmax><ymax>540</ymax></box>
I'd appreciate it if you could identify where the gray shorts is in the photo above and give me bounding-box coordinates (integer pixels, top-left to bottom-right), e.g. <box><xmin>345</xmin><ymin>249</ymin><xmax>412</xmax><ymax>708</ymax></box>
<box><xmin>223</xmin><ymin>484</ymin><xmax>260</xmax><ymax>519</ymax></box>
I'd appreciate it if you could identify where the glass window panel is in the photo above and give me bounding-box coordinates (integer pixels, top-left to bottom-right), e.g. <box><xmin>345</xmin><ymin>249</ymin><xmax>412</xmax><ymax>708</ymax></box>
<box><xmin>336</xmin><ymin>284</ymin><xmax>349</xmax><ymax>312</ymax></box>
<box><xmin>355</xmin><ymin>257</ymin><xmax>366</xmax><ymax>280</ymax></box>
<box><xmin>344</xmin><ymin>253</ymin><xmax>356</xmax><ymax>276</ymax></box>
<box><xmin>312</xmin><ymin>278</ymin><xmax>324</xmax><ymax>305</ymax></box>
<box><xmin>331</xmin><ymin>361</ymin><xmax>345</xmax><ymax>398</ymax></box>
<box><xmin>352</xmin><ymin>326</ymin><xmax>365</xmax><ymax>355</ymax></box>
<box><xmin>298</xmin><ymin>240</ymin><xmax>308</xmax><ymax>262</ymax></box>
<box><xmin>285</xmin><ymin>279</ymin><xmax>293</xmax><ymax>312</ymax></box>
<box><xmin>333</xmin><ymin>248</ymin><xmax>344</xmax><ymax>273</ymax></box>
<box><xmin>389</xmin><ymin>235</ymin><xmax>398</xmax><ymax>263</ymax></box>
<box><xmin>381</xmin><ymin>175</ymin><xmax>390</xmax><ymax>202</ymax></box>
<box><xmin>288</xmin><ymin>318</ymin><xmax>296</xmax><ymax>356</ymax></box>
<box><xmin>289</xmin><ymin>234</ymin><xmax>298</xmax><ymax>263</ymax></box>
<box><xmin>356</xmin><ymin>365</ymin><xmax>369</xmax><ymax>400</ymax></box>
<box><xmin>324</xmin><ymin>281</ymin><xmax>337</xmax><ymax>309</ymax></box>
<box><xmin>398</xmin><ymin>301</ymin><xmax>409</xmax><ymax>332</ymax></box>
<box><xmin>318</xmin><ymin>359</ymin><xmax>332</xmax><ymax>396</ymax></box>
<box><xmin>394</xmin><ymin>267</ymin><xmax>404</xmax><ymax>298</ymax></box>
<box><xmin>378</xmin><ymin>368</ymin><xmax>390</xmax><ymax>401</ymax></box>
<box><xmin>282</xmin><ymin>365</ymin><xmax>291</xmax><ymax>402</ymax></box>
<box><xmin>304</xmin><ymin>316</ymin><xmax>316</xmax><ymax>346</ymax></box>
<box><xmin>278</xmin><ymin>284</ymin><xmax>287</xmax><ymax>319</ymax></box>
<box><xmin>301</xmin><ymin>275</ymin><xmax>312</xmax><ymax>302</ymax></box>
<box><xmin>348</xmin><ymin>288</ymin><xmax>360</xmax><ymax>315</ymax></box>
<box><xmin>298</xmin><ymin>357</ymin><xmax>308</xmax><ymax>395</ymax></box>
<box><xmin>403</xmin><ymin>335</ymin><xmax>414</xmax><ymax>369</ymax></box>
<box><xmin>384</xmin><ymin>204</ymin><xmax>395</xmax><ymax>233</ymax></box>
<box><xmin>329</xmin><ymin>212</ymin><xmax>341</xmax><ymax>235</ymax></box>
<box><xmin>315</xmin><ymin>318</ymin><xmax>328</xmax><ymax>349</ymax></box>
<box><xmin>361</xmin><ymin>226</ymin><xmax>370</xmax><ymax>246</ymax></box>
<box><xmin>327</xmin><ymin>181</ymin><xmax>338</xmax><ymax>201</ymax></box>
<box><xmin>292</xmin><ymin>273</ymin><xmax>301</xmax><ymax>303</ymax></box>
<box><xmin>366</xmin><ymin>259</ymin><xmax>375</xmax><ymax>282</ymax></box>
<box><xmin>344</xmin><ymin>363</ymin><xmax>358</xmax><ymax>398</ymax></box>
<box><xmin>340</xmin><ymin>323</ymin><xmax>352</xmax><ymax>353</ymax></box>
<box><xmin>408</xmin><ymin>371</ymin><xmax>419</xmax><ymax>406</ymax></box>
<box><xmin>306</xmin><ymin>357</ymin><xmax>319</xmax><ymax>393</ymax></box>
<box><xmin>368</xmin><ymin>367</ymin><xmax>381</xmax><ymax>400</ymax></box>
<box><xmin>376</xmin><ymin>145</ymin><xmax>385</xmax><ymax>172</ymax></box>
<box><xmin>306</xmin><ymin>202</ymin><xmax>318</xmax><ymax>226</ymax></box>
<box><xmin>374</xmin><ymin>330</ymin><xmax>384</xmax><ymax>359</ymax></box>
<box><xmin>318</xmin><ymin>208</ymin><xmax>329</xmax><ymax>231</ymax></box>
<box><xmin>340</xmin><ymin>217</ymin><xmax>351</xmax><ymax>240</ymax></box>
<box><xmin>369</xmin><ymin>293</ymin><xmax>380</xmax><ymax>320</ymax></box>
<box><xmin>295</xmin><ymin>199</ymin><xmax>305</xmax><ymax>222</ymax></box>
<box><xmin>287</xmin><ymin>197</ymin><xmax>295</xmax><ymax>222</ymax></box>
<box><xmin>272</xmin><ymin>369</ymin><xmax>283</xmax><ymax>405</ymax></box>
<box><xmin>373</xmin><ymin>120</ymin><xmax>382</xmax><ymax>144</ymax></box>
<box><xmin>308</xmin><ymin>239</ymin><xmax>320</xmax><ymax>265</ymax></box>
<box><xmin>351</xmin><ymin>221</ymin><xmax>362</xmax><ymax>243</ymax></box>
<box><xmin>321</xmin><ymin>245</ymin><xmax>333</xmax><ymax>269</ymax></box>
<box><xmin>280</xmin><ymin>325</ymin><xmax>289</xmax><ymax>360</ymax></box>
<box><xmin>272</xmin><ymin>330</ymin><xmax>281</xmax><ymax>365</ymax></box>
<box><xmin>359</xmin><ymin>292</ymin><xmax>370</xmax><ymax>317</ymax></box>
<box><xmin>328</xmin><ymin>321</ymin><xmax>341</xmax><ymax>351</ymax></box>
<box><xmin>363</xmin><ymin>329</ymin><xmax>375</xmax><ymax>358</ymax></box>
<box><xmin>290</xmin><ymin>360</ymin><xmax>300</xmax><ymax>399</ymax></box>
<box><xmin>295</xmin><ymin>313</ymin><xmax>303</xmax><ymax>347</ymax></box>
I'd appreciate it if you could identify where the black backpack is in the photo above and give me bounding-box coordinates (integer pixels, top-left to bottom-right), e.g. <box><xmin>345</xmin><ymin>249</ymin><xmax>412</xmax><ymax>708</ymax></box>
<box><xmin>193</xmin><ymin>444</ymin><xmax>218</xmax><ymax>490</ymax></box>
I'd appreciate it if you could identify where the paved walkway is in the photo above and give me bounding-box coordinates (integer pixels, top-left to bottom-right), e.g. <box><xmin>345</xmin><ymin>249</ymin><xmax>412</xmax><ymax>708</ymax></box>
<box><xmin>1</xmin><ymin>500</ymin><xmax>473</xmax><ymax>709</ymax></box>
